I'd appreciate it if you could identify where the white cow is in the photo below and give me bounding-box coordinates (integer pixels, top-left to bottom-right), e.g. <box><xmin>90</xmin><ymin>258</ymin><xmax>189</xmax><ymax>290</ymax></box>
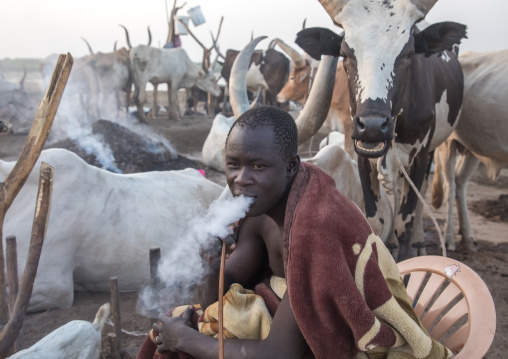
<box><xmin>0</xmin><ymin>74</ymin><xmax>34</xmax><ymax>134</ymax></box>
<box><xmin>84</xmin><ymin>47</ymin><xmax>132</xmax><ymax>117</ymax></box>
<box><xmin>431</xmin><ymin>49</ymin><xmax>508</xmax><ymax>252</ymax></box>
<box><xmin>202</xmin><ymin>114</ymin><xmax>236</xmax><ymax>172</ymax></box>
<box><xmin>130</xmin><ymin>46</ymin><xmax>221</xmax><ymax>122</ymax></box>
<box><xmin>306</xmin><ymin>142</ymin><xmax>393</xmax><ymax>243</ymax></box>
<box><xmin>1</xmin><ymin>149</ymin><xmax>223</xmax><ymax>312</ymax></box>
<box><xmin>7</xmin><ymin>303</ymin><xmax>110</xmax><ymax>359</ymax></box>
<box><xmin>40</xmin><ymin>53</ymin><xmax>100</xmax><ymax>120</ymax></box>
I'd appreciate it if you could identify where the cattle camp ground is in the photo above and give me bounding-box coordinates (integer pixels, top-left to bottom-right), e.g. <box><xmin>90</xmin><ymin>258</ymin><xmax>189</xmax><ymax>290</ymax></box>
<box><xmin>1</xmin><ymin>55</ymin><xmax>508</xmax><ymax>358</ymax></box>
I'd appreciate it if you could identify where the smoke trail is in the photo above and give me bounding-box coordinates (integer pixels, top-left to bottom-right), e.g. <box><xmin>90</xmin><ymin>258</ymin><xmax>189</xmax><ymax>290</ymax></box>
<box><xmin>136</xmin><ymin>194</ymin><xmax>254</xmax><ymax>316</ymax></box>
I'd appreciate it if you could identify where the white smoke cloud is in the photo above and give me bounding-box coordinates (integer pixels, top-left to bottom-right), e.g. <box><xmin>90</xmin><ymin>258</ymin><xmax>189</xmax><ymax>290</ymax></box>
<box><xmin>136</xmin><ymin>194</ymin><xmax>254</xmax><ymax>317</ymax></box>
<box><xmin>41</xmin><ymin>59</ymin><xmax>178</xmax><ymax>173</ymax></box>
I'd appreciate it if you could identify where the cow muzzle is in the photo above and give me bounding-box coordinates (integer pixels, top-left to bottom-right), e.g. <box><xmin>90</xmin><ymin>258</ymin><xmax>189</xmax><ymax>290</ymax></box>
<box><xmin>352</xmin><ymin>115</ymin><xmax>394</xmax><ymax>158</ymax></box>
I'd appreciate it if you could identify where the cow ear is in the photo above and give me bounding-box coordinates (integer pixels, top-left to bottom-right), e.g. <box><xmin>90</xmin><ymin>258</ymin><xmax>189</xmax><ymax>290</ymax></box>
<box><xmin>297</xmin><ymin>71</ymin><xmax>308</xmax><ymax>82</ymax></box>
<box><xmin>295</xmin><ymin>27</ymin><xmax>343</xmax><ymax>61</ymax></box>
<box><xmin>414</xmin><ymin>22</ymin><xmax>467</xmax><ymax>56</ymax></box>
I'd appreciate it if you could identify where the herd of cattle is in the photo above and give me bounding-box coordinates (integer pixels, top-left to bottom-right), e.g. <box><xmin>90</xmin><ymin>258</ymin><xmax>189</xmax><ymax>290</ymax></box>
<box><xmin>1</xmin><ymin>0</ymin><xmax>507</xmax><ymax>315</ymax></box>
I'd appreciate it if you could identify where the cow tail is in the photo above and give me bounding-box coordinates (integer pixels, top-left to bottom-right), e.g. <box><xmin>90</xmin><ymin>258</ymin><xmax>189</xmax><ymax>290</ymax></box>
<box><xmin>93</xmin><ymin>303</ymin><xmax>111</xmax><ymax>332</ymax></box>
<box><xmin>431</xmin><ymin>149</ymin><xmax>445</xmax><ymax>209</ymax></box>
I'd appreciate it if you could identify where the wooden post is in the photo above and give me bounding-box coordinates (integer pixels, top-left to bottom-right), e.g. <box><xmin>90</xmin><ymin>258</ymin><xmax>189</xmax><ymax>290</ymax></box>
<box><xmin>108</xmin><ymin>333</ymin><xmax>118</xmax><ymax>359</ymax></box>
<box><xmin>149</xmin><ymin>247</ymin><xmax>161</xmax><ymax>321</ymax></box>
<box><xmin>110</xmin><ymin>276</ymin><xmax>122</xmax><ymax>359</ymax></box>
<box><xmin>5</xmin><ymin>236</ymin><xmax>23</xmax><ymax>352</ymax></box>
<box><xmin>0</xmin><ymin>163</ymin><xmax>55</xmax><ymax>356</ymax></box>
<box><xmin>5</xmin><ymin>236</ymin><xmax>18</xmax><ymax>315</ymax></box>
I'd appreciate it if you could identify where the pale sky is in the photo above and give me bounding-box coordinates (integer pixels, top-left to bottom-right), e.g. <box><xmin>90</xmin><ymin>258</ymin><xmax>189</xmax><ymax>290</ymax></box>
<box><xmin>1</xmin><ymin>0</ymin><xmax>506</xmax><ymax>63</ymax></box>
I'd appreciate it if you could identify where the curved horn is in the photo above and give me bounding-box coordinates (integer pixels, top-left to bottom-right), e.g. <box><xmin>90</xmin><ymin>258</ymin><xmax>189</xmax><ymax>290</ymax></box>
<box><xmin>302</xmin><ymin>18</ymin><xmax>307</xmax><ymax>29</ymax></box>
<box><xmin>147</xmin><ymin>26</ymin><xmax>152</xmax><ymax>46</ymax></box>
<box><xmin>294</xmin><ymin>55</ymin><xmax>339</xmax><ymax>145</ymax></box>
<box><xmin>113</xmin><ymin>40</ymin><xmax>118</xmax><ymax>52</ymax></box>
<box><xmin>268</xmin><ymin>39</ymin><xmax>277</xmax><ymax>49</ymax></box>
<box><xmin>119</xmin><ymin>24</ymin><xmax>132</xmax><ymax>49</ymax></box>
<box><xmin>80</xmin><ymin>37</ymin><xmax>94</xmax><ymax>55</ymax></box>
<box><xmin>229</xmin><ymin>36</ymin><xmax>267</xmax><ymax>119</ymax></box>
<box><xmin>274</xmin><ymin>38</ymin><xmax>305</xmax><ymax>69</ymax></box>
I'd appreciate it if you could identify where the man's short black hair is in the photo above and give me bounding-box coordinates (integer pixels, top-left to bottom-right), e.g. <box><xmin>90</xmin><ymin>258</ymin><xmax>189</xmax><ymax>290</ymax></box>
<box><xmin>226</xmin><ymin>106</ymin><xmax>298</xmax><ymax>161</ymax></box>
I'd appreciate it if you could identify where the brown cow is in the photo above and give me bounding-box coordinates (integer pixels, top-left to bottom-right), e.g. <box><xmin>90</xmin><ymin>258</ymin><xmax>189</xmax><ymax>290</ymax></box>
<box><xmin>275</xmin><ymin>38</ymin><xmax>353</xmax><ymax>158</ymax></box>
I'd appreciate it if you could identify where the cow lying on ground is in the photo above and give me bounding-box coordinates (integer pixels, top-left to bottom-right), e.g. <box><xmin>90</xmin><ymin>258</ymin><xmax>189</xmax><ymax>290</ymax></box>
<box><xmin>1</xmin><ymin>149</ymin><xmax>223</xmax><ymax>312</ymax></box>
<box><xmin>7</xmin><ymin>303</ymin><xmax>110</xmax><ymax>359</ymax></box>
<box><xmin>432</xmin><ymin>49</ymin><xmax>508</xmax><ymax>252</ymax></box>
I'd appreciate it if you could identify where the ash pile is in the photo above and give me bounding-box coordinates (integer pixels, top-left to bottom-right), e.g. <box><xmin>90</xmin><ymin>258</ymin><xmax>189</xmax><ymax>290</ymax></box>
<box><xmin>47</xmin><ymin>119</ymin><xmax>200</xmax><ymax>173</ymax></box>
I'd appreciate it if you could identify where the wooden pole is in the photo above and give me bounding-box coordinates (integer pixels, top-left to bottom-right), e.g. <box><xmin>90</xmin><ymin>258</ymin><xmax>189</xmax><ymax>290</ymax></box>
<box><xmin>5</xmin><ymin>236</ymin><xmax>19</xmax><ymax>315</ymax></box>
<box><xmin>149</xmin><ymin>247</ymin><xmax>161</xmax><ymax>322</ymax></box>
<box><xmin>5</xmin><ymin>236</ymin><xmax>23</xmax><ymax>353</ymax></box>
<box><xmin>218</xmin><ymin>243</ymin><xmax>226</xmax><ymax>359</ymax></box>
<box><xmin>0</xmin><ymin>53</ymin><xmax>73</xmax><ymax>328</ymax></box>
<box><xmin>0</xmin><ymin>163</ymin><xmax>54</xmax><ymax>356</ymax></box>
<box><xmin>110</xmin><ymin>276</ymin><xmax>122</xmax><ymax>359</ymax></box>
<box><xmin>108</xmin><ymin>333</ymin><xmax>118</xmax><ymax>359</ymax></box>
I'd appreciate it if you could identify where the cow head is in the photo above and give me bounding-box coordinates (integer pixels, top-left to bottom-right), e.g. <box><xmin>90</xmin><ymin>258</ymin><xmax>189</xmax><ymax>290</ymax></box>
<box><xmin>0</xmin><ymin>73</ymin><xmax>35</xmax><ymax>134</ymax></box>
<box><xmin>275</xmin><ymin>38</ymin><xmax>314</xmax><ymax>104</ymax></box>
<box><xmin>195</xmin><ymin>70</ymin><xmax>221</xmax><ymax>97</ymax></box>
<box><xmin>229</xmin><ymin>36</ymin><xmax>338</xmax><ymax>145</ymax></box>
<box><xmin>297</xmin><ymin>0</ymin><xmax>465</xmax><ymax>158</ymax></box>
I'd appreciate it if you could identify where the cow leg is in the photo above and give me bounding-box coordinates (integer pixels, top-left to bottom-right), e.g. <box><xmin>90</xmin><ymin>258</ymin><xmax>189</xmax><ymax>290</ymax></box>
<box><xmin>394</xmin><ymin>151</ymin><xmax>429</xmax><ymax>261</ymax></box>
<box><xmin>114</xmin><ymin>91</ymin><xmax>122</xmax><ymax>118</ymax></box>
<box><xmin>134</xmin><ymin>84</ymin><xmax>148</xmax><ymax>123</ymax></box>
<box><xmin>167</xmin><ymin>83</ymin><xmax>181</xmax><ymax>120</ymax></box>
<box><xmin>193</xmin><ymin>89</ymin><xmax>199</xmax><ymax>114</ymax></box>
<box><xmin>358</xmin><ymin>157</ymin><xmax>394</xmax><ymax>247</ymax></box>
<box><xmin>411</xmin><ymin>178</ymin><xmax>427</xmax><ymax>256</ymax></box>
<box><xmin>432</xmin><ymin>140</ymin><xmax>460</xmax><ymax>251</ymax></box>
<box><xmin>455</xmin><ymin>151</ymin><xmax>480</xmax><ymax>252</ymax></box>
<box><xmin>153</xmin><ymin>84</ymin><xmax>159</xmax><ymax>118</ymax></box>
<box><xmin>222</xmin><ymin>84</ymin><xmax>229</xmax><ymax>115</ymax></box>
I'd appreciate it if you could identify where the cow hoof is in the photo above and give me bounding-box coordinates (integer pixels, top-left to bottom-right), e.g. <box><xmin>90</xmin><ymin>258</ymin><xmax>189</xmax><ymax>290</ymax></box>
<box><xmin>446</xmin><ymin>242</ymin><xmax>456</xmax><ymax>252</ymax></box>
<box><xmin>462</xmin><ymin>240</ymin><xmax>478</xmax><ymax>253</ymax></box>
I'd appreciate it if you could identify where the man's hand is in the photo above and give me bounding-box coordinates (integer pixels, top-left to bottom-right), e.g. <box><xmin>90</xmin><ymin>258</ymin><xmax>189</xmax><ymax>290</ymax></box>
<box><xmin>152</xmin><ymin>305</ymin><xmax>195</xmax><ymax>353</ymax></box>
<box><xmin>220</xmin><ymin>233</ymin><xmax>236</xmax><ymax>259</ymax></box>
<box><xmin>221</xmin><ymin>221</ymin><xmax>240</xmax><ymax>258</ymax></box>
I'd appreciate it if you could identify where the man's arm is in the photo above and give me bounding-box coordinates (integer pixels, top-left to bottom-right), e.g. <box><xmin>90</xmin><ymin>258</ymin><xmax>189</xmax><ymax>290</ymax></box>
<box><xmin>197</xmin><ymin>216</ymin><xmax>268</xmax><ymax>309</ymax></box>
<box><xmin>155</xmin><ymin>292</ymin><xmax>308</xmax><ymax>359</ymax></box>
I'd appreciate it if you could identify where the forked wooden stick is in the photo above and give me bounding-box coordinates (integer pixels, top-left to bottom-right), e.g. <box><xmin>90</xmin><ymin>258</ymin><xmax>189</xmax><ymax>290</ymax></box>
<box><xmin>218</xmin><ymin>242</ymin><xmax>226</xmax><ymax>359</ymax></box>
<box><xmin>0</xmin><ymin>53</ymin><xmax>73</xmax><ymax>357</ymax></box>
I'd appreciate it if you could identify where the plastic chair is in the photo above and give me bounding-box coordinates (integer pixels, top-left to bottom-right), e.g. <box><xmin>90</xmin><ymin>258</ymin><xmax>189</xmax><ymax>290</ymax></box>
<box><xmin>397</xmin><ymin>255</ymin><xmax>496</xmax><ymax>358</ymax></box>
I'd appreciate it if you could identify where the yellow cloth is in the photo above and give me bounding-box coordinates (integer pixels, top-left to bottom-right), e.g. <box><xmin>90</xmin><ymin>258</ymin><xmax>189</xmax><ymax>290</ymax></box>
<box><xmin>198</xmin><ymin>283</ymin><xmax>273</xmax><ymax>340</ymax></box>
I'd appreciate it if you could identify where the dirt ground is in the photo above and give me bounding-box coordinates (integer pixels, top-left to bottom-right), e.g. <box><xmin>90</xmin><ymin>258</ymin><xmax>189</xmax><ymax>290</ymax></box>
<box><xmin>1</xmin><ymin>80</ymin><xmax>508</xmax><ymax>358</ymax></box>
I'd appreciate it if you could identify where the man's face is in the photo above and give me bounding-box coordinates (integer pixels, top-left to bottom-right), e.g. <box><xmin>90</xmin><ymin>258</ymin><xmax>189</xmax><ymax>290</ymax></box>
<box><xmin>225</xmin><ymin>124</ymin><xmax>292</xmax><ymax>217</ymax></box>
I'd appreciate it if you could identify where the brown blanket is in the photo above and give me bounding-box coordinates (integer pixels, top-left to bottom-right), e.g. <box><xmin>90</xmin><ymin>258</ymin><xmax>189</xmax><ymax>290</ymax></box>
<box><xmin>135</xmin><ymin>282</ymin><xmax>281</xmax><ymax>359</ymax></box>
<box><xmin>284</xmin><ymin>162</ymin><xmax>452</xmax><ymax>359</ymax></box>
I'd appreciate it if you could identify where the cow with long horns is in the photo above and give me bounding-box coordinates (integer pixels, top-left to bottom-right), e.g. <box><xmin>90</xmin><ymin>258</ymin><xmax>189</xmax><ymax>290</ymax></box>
<box><xmin>274</xmin><ymin>37</ymin><xmax>354</xmax><ymax>158</ymax></box>
<box><xmin>294</xmin><ymin>0</ymin><xmax>466</xmax><ymax>260</ymax></box>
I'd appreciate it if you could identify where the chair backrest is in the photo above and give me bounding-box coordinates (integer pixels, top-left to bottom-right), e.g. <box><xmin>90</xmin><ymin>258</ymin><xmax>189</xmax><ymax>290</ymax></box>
<box><xmin>397</xmin><ymin>255</ymin><xmax>496</xmax><ymax>358</ymax></box>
